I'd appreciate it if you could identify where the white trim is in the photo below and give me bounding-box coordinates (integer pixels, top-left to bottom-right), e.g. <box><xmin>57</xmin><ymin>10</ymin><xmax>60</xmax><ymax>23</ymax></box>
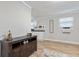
<box><xmin>21</xmin><ymin>1</ymin><xmax>31</xmax><ymax>9</ymax></box>
<box><xmin>44</xmin><ymin>39</ymin><xmax>79</xmax><ymax>45</ymax></box>
<box><xmin>54</xmin><ymin>8</ymin><xmax>79</xmax><ymax>15</ymax></box>
<box><xmin>37</xmin><ymin>39</ymin><xmax>44</xmax><ymax>41</ymax></box>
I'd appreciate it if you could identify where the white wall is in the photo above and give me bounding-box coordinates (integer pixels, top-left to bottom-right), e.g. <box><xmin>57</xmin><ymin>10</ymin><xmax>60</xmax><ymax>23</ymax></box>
<box><xmin>37</xmin><ymin>11</ymin><xmax>79</xmax><ymax>44</ymax></box>
<box><xmin>0</xmin><ymin>1</ymin><xmax>31</xmax><ymax>38</ymax></box>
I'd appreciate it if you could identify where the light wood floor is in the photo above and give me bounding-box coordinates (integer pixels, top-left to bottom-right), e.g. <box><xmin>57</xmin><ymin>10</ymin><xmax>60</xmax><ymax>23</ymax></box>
<box><xmin>37</xmin><ymin>40</ymin><xmax>79</xmax><ymax>56</ymax></box>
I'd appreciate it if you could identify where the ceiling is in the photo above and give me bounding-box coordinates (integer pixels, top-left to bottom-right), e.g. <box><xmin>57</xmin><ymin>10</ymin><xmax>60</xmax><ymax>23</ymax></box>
<box><xmin>25</xmin><ymin>1</ymin><xmax>79</xmax><ymax>18</ymax></box>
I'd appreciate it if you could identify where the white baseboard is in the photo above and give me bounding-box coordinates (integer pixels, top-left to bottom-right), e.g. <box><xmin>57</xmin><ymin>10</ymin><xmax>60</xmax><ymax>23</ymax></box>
<box><xmin>37</xmin><ymin>39</ymin><xmax>44</xmax><ymax>41</ymax></box>
<box><xmin>44</xmin><ymin>39</ymin><xmax>79</xmax><ymax>45</ymax></box>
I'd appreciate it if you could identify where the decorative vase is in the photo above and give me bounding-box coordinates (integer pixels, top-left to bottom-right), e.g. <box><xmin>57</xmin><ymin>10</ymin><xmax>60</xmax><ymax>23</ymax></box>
<box><xmin>5</xmin><ymin>30</ymin><xmax>12</xmax><ymax>41</ymax></box>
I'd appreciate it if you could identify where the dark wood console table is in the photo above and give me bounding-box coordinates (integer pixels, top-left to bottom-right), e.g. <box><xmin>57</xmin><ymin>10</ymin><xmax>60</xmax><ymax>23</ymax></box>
<box><xmin>1</xmin><ymin>36</ymin><xmax>37</xmax><ymax>57</ymax></box>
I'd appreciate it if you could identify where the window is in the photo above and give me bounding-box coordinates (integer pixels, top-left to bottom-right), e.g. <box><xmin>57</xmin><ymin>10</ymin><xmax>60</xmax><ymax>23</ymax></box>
<box><xmin>31</xmin><ymin>17</ymin><xmax>37</xmax><ymax>31</ymax></box>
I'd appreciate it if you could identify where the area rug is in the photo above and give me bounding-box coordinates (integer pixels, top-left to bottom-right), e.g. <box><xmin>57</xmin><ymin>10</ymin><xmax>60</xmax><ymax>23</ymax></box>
<box><xmin>41</xmin><ymin>48</ymin><xmax>73</xmax><ymax>57</ymax></box>
<box><xmin>30</xmin><ymin>48</ymin><xmax>73</xmax><ymax>57</ymax></box>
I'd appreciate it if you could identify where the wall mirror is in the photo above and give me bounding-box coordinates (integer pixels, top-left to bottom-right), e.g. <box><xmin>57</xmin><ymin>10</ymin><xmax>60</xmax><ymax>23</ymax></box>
<box><xmin>49</xmin><ymin>20</ymin><xmax>54</xmax><ymax>33</ymax></box>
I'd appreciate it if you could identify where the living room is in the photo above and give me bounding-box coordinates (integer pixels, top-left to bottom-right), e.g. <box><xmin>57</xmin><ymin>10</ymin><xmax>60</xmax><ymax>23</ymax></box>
<box><xmin>0</xmin><ymin>1</ymin><xmax>79</xmax><ymax>58</ymax></box>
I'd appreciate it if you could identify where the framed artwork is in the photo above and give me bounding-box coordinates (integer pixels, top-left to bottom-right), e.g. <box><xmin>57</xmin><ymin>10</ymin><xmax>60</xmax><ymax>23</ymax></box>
<box><xmin>59</xmin><ymin>17</ymin><xmax>73</xmax><ymax>33</ymax></box>
<box><xmin>49</xmin><ymin>20</ymin><xmax>54</xmax><ymax>33</ymax></box>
